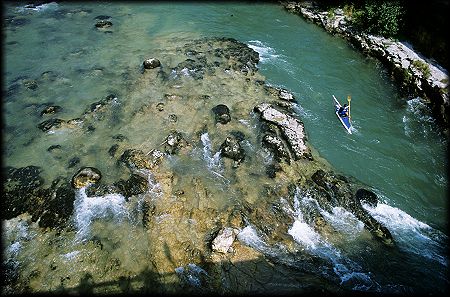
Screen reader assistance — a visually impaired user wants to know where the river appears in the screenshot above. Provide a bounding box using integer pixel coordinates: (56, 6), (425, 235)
(2, 2), (448, 295)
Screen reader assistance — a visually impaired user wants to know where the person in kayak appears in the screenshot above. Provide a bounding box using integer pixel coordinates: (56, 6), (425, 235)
(338, 104), (349, 117)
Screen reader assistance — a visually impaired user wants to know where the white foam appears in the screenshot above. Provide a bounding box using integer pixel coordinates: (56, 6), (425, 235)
(62, 250), (80, 262)
(175, 263), (208, 287)
(73, 187), (128, 241)
(237, 225), (273, 255)
(200, 132), (223, 171)
(18, 2), (58, 12)
(363, 201), (448, 266)
(320, 207), (365, 237)
(247, 40), (280, 63)
(288, 188), (374, 288)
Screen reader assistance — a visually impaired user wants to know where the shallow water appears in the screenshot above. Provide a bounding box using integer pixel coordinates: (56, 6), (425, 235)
(2, 2), (448, 295)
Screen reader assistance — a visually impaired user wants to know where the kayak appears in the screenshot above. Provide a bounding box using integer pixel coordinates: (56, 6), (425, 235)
(333, 95), (352, 134)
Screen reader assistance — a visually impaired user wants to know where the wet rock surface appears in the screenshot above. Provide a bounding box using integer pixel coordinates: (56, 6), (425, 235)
(211, 104), (231, 124)
(71, 167), (102, 189)
(3, 36), (401, 295)
(255, 103), (312, 160)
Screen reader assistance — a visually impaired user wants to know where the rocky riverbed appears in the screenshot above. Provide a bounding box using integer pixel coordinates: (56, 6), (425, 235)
(281, 1), (449, 135)
(2, 36), (399, 294)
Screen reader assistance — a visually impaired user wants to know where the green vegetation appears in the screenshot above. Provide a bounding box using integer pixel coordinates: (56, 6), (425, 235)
(314, 0), (449, 70)
(351, 0), (403, 37)
(412, 60), (431, 79)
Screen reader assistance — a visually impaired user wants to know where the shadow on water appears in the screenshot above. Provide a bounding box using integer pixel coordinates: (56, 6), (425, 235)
(4, 257), (345, 296)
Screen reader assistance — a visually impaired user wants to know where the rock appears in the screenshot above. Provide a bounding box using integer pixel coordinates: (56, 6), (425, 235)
(37, 118), (65, 132)
(168, 114), (178, 122)
(87, 94), (117, 114)
(262, 134), (290, 162)
(119, 148), (163, 170)
(211, 104), (231, 124)
(94, 15), (111, 20)
(68, 157), (80, 168)
(162, 131), (185, 155)
(114, 173), (149, 199)
(40, 105), (62, 116)
(212, 227), (239, 254)
(37, 178), (75, 229)
(108, 144), (119, 157)
(254, 103), (311, 160)
(309, 169), (394, 246)
(95, 20), (112, 28)
(71, 167), (102, 189)
(2, 166), (44, 219)
(47, 144), (62, 151)
(143, 58), (161, 69)
(24, 80), (38, 90)
(219, 135), (245, 167)
(355, 188), (378, 207)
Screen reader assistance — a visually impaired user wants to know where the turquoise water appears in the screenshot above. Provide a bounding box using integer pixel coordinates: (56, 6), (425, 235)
(3, 2), (448, 294)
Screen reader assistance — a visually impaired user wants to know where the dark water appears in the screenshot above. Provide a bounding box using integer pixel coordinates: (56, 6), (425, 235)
(2, 2), (448, 294)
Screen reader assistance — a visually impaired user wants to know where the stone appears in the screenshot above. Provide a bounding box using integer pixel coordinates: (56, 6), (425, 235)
(220, 135), (245, 167)
(143, 58), (161, 69)
(355, 188), (378, 207)
(114, 173), (149, 199)
(71, 166), (102, 189)
(212, 227), (238, 254)
(162, 131), (184, 155)
(40, 105), (62, 116)
(262, 134), (290, 162)
(37, 118), (65, 132)
(211, 104), (231, 124)
(68, 157), (80, 168)
(95, 20), (112, 28)
(254, 103), (311, 160)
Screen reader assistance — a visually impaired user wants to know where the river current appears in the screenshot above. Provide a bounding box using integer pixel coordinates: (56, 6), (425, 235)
(2, 2), (448, 295)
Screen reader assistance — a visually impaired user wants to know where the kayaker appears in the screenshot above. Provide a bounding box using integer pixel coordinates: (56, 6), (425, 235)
(338, 104), (349, 117)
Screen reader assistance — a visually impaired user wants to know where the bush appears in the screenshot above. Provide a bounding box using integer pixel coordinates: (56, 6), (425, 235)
(352, 0), (404, 37)
(412, 60), (431, 79)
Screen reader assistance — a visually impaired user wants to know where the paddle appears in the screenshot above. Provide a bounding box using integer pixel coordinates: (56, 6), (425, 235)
(347, 95), (351, 122)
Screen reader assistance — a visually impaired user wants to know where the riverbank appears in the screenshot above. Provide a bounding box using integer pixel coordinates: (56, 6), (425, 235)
(281, 1), (449, 136)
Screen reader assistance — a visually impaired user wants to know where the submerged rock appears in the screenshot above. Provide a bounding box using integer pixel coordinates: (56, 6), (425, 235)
(114, 173), (149, 199)
(40, 105), (62, 116)
(119, 148), (163, 170)
(71, 166), (102, 189)
(37, 118), (65, 132)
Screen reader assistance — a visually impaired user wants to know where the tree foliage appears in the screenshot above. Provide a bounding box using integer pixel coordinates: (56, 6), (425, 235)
(352, 0), (404, 37)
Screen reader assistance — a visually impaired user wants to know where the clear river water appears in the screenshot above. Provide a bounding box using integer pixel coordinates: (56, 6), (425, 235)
(2, 2), (448, 295)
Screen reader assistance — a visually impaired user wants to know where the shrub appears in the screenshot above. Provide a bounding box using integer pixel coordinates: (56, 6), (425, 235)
(412, 60), (431, 79)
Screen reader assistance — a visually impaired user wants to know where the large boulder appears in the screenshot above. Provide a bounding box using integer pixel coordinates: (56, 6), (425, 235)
(254, 103), (311, 160)
(212, 227), (239, 254)
(211, 104), (231, 124)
